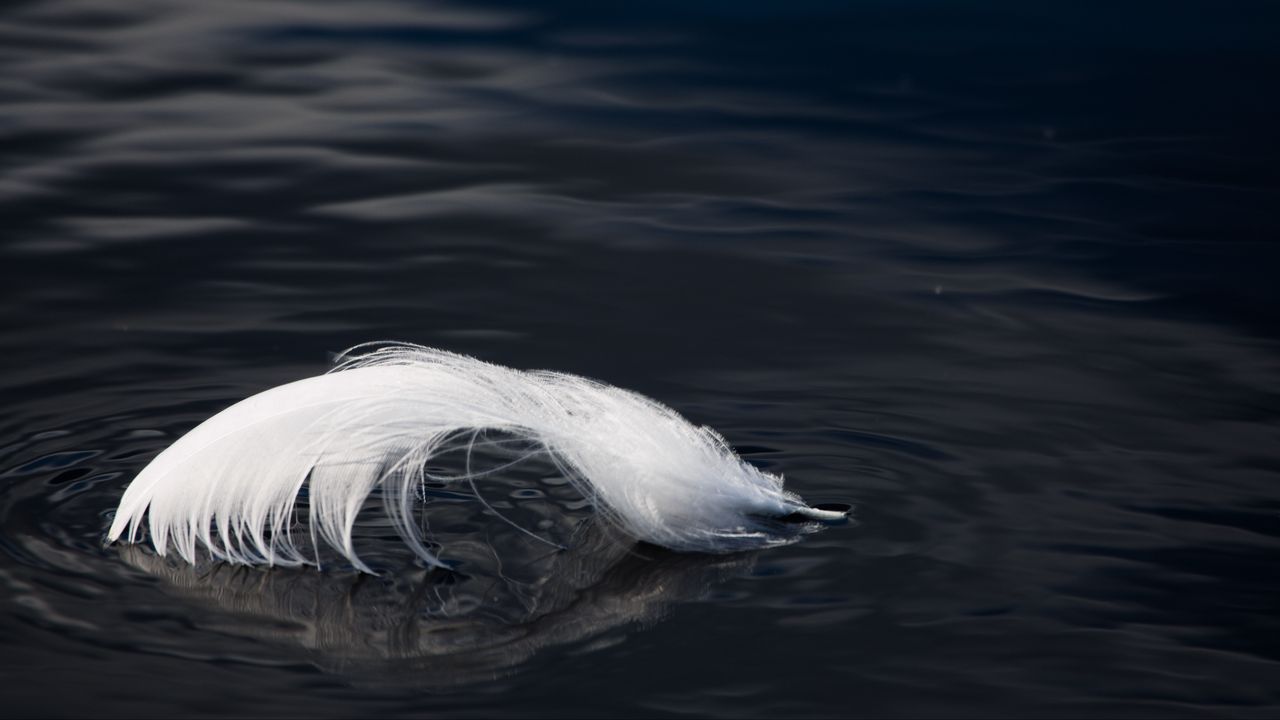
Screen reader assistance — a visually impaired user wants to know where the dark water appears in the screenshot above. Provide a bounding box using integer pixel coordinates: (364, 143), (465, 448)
(3, 1), (1280, 716)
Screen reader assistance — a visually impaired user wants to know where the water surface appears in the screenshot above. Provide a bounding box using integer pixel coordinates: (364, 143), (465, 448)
(2, 1), (1279, 717)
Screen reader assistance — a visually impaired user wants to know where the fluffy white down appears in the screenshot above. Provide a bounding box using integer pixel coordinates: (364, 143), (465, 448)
(108, 344), (832, 571)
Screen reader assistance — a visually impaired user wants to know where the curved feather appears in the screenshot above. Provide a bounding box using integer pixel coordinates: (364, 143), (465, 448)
(108, 344), (839, 571)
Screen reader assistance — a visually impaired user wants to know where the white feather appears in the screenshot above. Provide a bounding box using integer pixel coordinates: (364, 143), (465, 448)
(108, 343), (841, 571)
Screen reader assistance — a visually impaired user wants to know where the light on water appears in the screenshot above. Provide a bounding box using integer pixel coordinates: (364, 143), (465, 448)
(2, 1), (1279, 717)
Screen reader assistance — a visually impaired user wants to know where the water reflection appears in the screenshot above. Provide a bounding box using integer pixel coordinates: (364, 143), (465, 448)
(117, 524), (752, 688)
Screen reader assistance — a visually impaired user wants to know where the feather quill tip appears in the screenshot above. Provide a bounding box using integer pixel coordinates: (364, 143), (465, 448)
(777, 503), (852, 524)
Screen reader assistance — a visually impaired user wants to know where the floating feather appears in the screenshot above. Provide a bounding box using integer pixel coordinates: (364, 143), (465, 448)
(108, 343), (845, 572)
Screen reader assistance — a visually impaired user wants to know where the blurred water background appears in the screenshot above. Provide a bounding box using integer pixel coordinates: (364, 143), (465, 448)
(2, 1), (1279, 717)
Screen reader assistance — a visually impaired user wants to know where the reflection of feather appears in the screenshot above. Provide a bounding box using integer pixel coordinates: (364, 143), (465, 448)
(109, 343), (842, 571)
(116, 523), (754, 688)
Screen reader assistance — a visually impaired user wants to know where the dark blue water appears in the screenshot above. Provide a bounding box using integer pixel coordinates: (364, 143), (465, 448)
(3, 1), (1279, 716)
